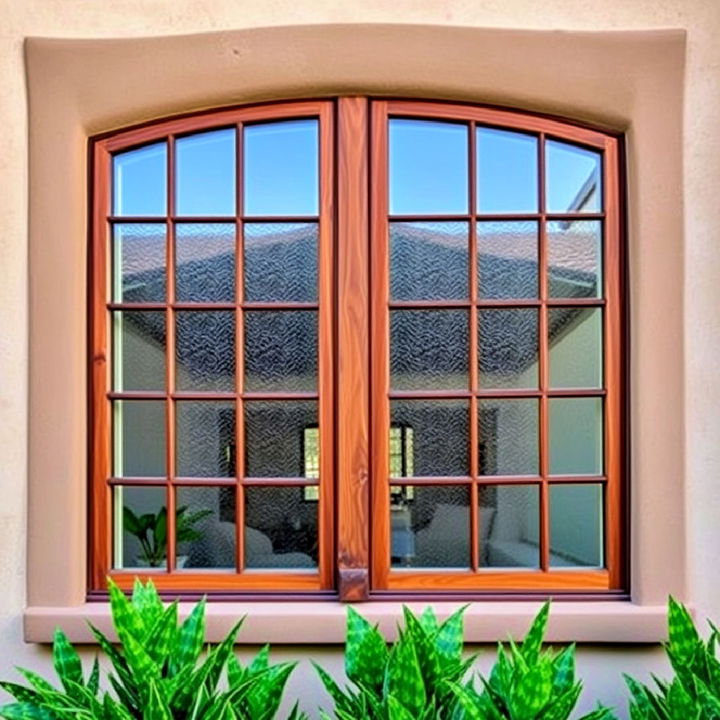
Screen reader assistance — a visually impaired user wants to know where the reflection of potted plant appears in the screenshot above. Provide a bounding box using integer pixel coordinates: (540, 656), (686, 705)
(123, 505), (212, 567)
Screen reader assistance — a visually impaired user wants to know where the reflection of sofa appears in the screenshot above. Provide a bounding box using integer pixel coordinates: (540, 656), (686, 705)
(413, 504), (496, 567)
(186, 520), (315, 569)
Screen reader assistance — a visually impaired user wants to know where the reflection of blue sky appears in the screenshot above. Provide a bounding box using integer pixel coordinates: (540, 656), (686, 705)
(244, 119), (318, 216)
(112, 117), (600, 220)
(177, 129), (236, 216)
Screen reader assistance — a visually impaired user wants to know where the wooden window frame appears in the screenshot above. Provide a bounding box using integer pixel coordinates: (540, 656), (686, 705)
(89, 97), (626, 600)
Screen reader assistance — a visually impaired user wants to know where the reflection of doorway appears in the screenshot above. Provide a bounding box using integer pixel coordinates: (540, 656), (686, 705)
(219, 408), (236, 522)
(479, 407), (498, 509)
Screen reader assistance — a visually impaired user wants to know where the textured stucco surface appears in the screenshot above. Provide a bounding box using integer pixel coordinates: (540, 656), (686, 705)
(1, 1), (720, 718)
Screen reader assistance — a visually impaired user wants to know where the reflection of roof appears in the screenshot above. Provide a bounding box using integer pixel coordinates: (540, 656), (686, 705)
(122, 224), (596, 378)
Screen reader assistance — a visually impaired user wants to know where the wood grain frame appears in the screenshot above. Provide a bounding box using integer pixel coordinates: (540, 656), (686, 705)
(90, 98), (625, 597)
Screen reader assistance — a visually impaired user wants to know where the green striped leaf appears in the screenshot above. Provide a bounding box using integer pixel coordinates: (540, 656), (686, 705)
(85, 659), (99, 697)
(522, 602), (550, 665)
(387, 695), (416, 720)
(0, 684), (40, 705)
(667, 597), (700, 663)
(435, 607), (466, 665)
(552, 644), (576, 695)
(170, 598), (207, 676)
(51, 630), (83, 696)
(0, 703), (57, 720)
(108, 579), (146, 645)
(144, 679), (172, 720)
(345, 607), (388, 693)
(384, 639), (426, 717)
(509, 658), (554, 720)
(144, 601), (178, 666)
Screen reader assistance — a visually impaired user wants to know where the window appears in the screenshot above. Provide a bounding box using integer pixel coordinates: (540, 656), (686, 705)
(90, 98), (625, 598)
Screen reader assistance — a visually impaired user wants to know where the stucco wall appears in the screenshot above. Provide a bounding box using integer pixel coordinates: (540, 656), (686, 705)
(2, 1), (719, 717)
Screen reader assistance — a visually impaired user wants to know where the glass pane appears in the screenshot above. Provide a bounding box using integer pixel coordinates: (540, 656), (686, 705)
(176, 128), (236, 216)
(244, 311), (317, 392)
(479, 309), (538, 390)
(479, 399), (539, 476)
(113, 311), (166, 392)
(113, 142), (167, 216)
(390, 400), (469, 476)
(478, 221), (538, 299)
(550, 484), (604, 567)
(389, 119), (468, 215)
(549, 398), (603, 475)
(176, 223), (235, 302)
(113, 486), (167, 569)
(548, 220), (602, 298)
(303, 427), (320, 479)
(176, 486), (236, 569)
(176, 312), (235, 393)
(245, 487), (318, 569)
(477, 128), (538, 213)
(390, 221), (468, 300)
(390, 485), (469, 568)
(113, 224), (166, 303)
(549, 307), (603, 388)
(390, 310), (469, 390)
(480, 484), (539, 568)
(176, 401), (235, 477)
(113, 401), (166, 477)
(546, 140), (602, 213)
(245, 401), (317, 477)
(244, 223), (317, 302)
(244, 119), (318, 216)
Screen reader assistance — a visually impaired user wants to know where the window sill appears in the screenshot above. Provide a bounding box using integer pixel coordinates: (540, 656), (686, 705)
(24, 600), (668, 644)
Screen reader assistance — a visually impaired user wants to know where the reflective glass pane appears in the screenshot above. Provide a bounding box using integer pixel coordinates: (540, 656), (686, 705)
(176, 129), (236, 216)
(244, 120), (318, 216)
(477, 128), (538, 213)
(390, 485), (469, 568)
(390, 400), (469, 476)
(389, 425), (415, 477)
(389, 119), (468, 215)
(479, 399), (539, 476)
(244, 223), (317, 302)
(113, 400), (166, 476)
(548, 220), (602, 298)
(113, 142), (167, 216)
(245, 487), (318, 569)
(176, 486), (236, 569)
(244, 311), (317, 392)
(390, 221), (468, 300)
(245, 401), (317, 477)
(113, 311), (166, 392)
(546, 140), (602, 213)
(113, 486), (167, 569)
(549, 398), (603, 475)
(478, 221), (538, 299)
(479, 484), (539, 568)
(176, 312), (235, 393)
(550, 484), (604, 567)
(549, 307), (603, 388)
(176, 401), (235, 477)
(390, 310), (469, 390)
(113, 224), (166, 303)
(479, 309), (538, 390)
(175, 223), (235, 302)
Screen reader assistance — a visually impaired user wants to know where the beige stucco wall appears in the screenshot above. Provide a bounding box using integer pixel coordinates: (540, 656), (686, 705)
(1, 1), (719, 717)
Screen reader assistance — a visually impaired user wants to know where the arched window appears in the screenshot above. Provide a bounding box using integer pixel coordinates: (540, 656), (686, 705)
(90, 98), (625, 599)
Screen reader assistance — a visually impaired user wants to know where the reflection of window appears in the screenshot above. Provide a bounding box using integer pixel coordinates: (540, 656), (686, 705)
(90, 99), (625, 598)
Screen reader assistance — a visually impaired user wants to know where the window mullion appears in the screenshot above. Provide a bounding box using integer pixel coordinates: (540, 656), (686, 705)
(336, 97), (371, 601)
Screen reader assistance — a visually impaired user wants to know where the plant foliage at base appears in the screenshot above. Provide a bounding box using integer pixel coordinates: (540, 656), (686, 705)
(624, 597), (720, 720)
(314, 604), (475, 719)
(0, 578), (306, 720)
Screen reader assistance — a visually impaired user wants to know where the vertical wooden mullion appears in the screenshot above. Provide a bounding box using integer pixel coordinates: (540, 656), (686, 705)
(235, 123), (245, 573)
(90, 141), (112, 589)
(317, 103), (336, 590)
(336, 97), (371, 600)
(538, 133), (550, 572)
(603, 137), (623, 587)
(166, 135), (177, 573)
(468, 122), (480, 572)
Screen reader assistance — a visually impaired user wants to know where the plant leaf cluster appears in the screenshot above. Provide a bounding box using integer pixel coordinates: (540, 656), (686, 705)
(314, 605), (475, 719)
(624, 597), (720, 720)
(447, 602), (615, 720)
(0, 579), (305, 720)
